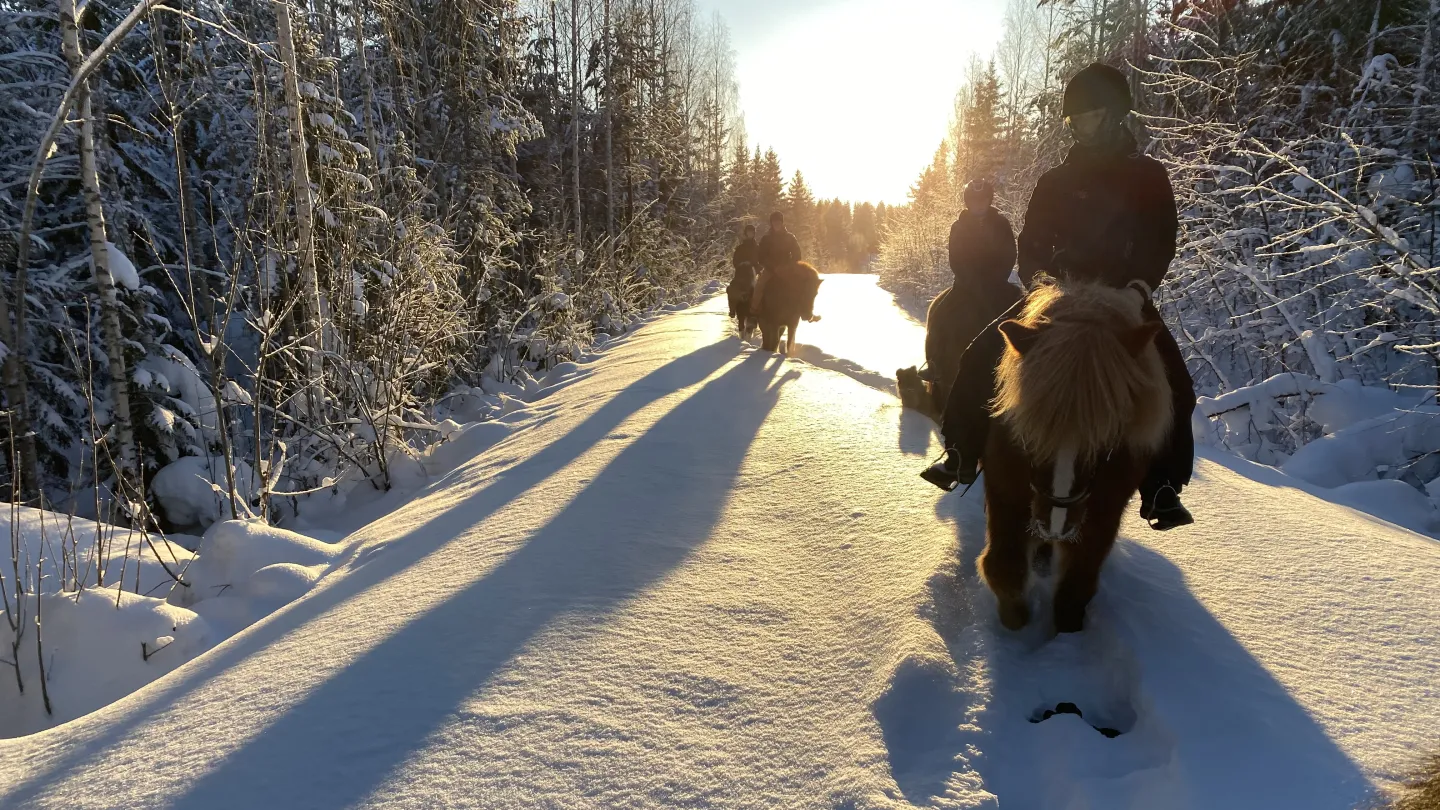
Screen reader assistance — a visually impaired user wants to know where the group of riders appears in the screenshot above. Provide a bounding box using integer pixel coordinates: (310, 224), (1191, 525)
(729, 63), (1196, 532)
(728, 211), (806, 323)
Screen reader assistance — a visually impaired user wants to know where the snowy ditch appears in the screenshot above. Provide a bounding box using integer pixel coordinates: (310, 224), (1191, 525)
(0, 283), (722, 739)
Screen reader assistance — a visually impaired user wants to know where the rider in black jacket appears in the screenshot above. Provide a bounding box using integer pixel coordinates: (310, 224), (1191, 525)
(925, 63), (1197, 531)
(749, 211), (803, 316)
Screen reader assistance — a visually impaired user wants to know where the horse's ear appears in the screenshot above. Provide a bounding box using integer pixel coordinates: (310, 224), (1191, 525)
(998, 319), (1042, 356)
(1122, 322), (1163, 357)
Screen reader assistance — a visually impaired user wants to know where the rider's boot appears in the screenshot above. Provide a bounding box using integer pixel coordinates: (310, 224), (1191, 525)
(921, 448), (979, 492)
(1140, 484), (1194, 531)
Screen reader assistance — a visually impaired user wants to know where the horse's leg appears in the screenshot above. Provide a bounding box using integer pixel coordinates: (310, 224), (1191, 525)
(786, 318), (799, 354)
(760, 321), (778, 352)
(978, 492), (1032, 631)
(1052, 522), (1120, 633)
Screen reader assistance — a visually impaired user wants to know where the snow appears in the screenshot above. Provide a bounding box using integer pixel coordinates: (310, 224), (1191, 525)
(0, 504), (197, 596)
(0, 589), (213, 738)
(1198, 374), (1440, 535)
(0, 276), (1437, 808)
(150, 456), (259, 531)
(168, 520), (340, 612)
(96, 242), (139, 291)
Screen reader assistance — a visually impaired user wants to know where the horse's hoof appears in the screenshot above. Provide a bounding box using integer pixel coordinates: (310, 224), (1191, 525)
(998, 599), (1031, 631)
(1054, 608), (1085, 634)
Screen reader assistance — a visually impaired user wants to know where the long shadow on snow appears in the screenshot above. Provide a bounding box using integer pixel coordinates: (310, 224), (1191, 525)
(164, 353), (795, 809)
(923, 488), (1375, 809)
(0, 341), (744, 805)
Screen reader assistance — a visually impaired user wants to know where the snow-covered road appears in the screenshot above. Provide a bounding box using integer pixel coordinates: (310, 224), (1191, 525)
(1, 276), (1437, 809)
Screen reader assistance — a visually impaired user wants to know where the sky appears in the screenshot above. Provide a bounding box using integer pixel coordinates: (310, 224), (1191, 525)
(697, 0), (1008, 206)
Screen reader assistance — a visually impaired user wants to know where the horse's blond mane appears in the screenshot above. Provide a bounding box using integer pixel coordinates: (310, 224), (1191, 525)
(992, 279), (1172, 463)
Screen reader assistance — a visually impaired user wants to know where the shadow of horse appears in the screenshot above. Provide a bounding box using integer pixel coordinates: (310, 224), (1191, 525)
(899, 491), (1381, 809)
(0, 343), (757, 807)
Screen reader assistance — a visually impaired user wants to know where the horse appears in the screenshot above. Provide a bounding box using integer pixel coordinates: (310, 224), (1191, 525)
(977, 276), (1173, 634)
(897, 281), (1020, 422)
(755, 261), (823, 354)
(727, 265), (757, 337)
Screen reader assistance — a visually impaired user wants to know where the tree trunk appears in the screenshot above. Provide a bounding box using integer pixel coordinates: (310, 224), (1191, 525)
(352, 0), (383, 173)
(604, 0), (615, 268)
(59, 0), (138, 496)
(571, 0), (583, 250)
(1409, 0), (1438, 150)
(274, 0), (325, 399)
(0, 231), (39, 503)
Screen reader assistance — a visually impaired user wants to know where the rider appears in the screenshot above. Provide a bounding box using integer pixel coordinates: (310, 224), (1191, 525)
(750, 211), (802, 316)
(923, 63), (1197, 532)
(729, 224), (760, 317)
(920, 178), (1019, 383)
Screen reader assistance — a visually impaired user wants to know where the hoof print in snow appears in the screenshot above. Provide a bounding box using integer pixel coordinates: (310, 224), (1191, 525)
(1029, 702), (1123, 738)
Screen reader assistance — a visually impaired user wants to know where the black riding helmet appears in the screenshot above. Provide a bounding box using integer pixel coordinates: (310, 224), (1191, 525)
(963, 178), (995, 209)
(1062, 63), (1132, 117)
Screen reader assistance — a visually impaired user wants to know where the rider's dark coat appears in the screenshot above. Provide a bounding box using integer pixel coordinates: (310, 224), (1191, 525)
(941, 131), (1197, 498)
(948, 206), (1018, 311)
(757, 229), (802, 272)
(1017, 133), (1178, 292)
(731, 237), (759, 285)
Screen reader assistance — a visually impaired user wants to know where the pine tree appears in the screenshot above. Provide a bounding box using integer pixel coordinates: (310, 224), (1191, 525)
(755, 148), (785, 220)
(783, 170), (816, 259)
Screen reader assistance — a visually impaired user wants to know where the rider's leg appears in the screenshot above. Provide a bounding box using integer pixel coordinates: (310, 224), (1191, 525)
(1139, 315), (1197, 529)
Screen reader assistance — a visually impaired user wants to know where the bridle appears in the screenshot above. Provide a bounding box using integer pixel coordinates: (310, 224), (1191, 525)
(1030, 445), (1114, 513)
(1031, 482), (1092, 509)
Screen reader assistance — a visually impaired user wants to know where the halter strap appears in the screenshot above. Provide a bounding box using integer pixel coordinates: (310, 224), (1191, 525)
(1031, 482), (1092, 509)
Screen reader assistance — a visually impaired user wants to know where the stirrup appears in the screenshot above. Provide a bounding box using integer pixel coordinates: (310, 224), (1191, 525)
(921, 461), (959, 492)
(1141, 485), (1194, 531)
(1145, 504), (1194, 531)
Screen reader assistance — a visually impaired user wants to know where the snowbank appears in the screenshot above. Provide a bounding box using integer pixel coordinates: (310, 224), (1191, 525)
(169, 520), (340, 611)
(1, 589), (212, 738)
(1198, 374), (1440, 536)
(0, 504), (195, 597)
(0, 513), (344, 738)
(151, 456), (259, 532)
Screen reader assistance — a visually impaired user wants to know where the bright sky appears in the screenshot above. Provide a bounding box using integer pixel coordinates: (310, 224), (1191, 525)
(699, 0), (1007, 206)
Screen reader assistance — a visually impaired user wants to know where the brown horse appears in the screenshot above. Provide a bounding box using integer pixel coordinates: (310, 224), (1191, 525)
(727, 267), (757, 337)
(898, 283), (1018, 422)
(756, 261), (823, 354)
(978, 277), (1172, 633)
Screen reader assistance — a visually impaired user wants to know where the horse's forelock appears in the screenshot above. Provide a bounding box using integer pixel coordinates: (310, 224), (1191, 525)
(994, 279), (1171, 462)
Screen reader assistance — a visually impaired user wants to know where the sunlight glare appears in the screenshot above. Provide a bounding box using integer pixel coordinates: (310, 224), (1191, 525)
(729, 0), (1005, 205)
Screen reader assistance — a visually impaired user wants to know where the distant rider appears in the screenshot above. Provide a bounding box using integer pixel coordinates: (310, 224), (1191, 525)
(729, 224), (760, 318)
(920, 178), (1019, 384)
(924, 63), (1198, 531)
(750, 211), (803, 317)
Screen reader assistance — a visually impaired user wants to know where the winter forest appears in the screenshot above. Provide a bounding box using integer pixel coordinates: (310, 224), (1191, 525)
(3, 0), (1440, 776)
(0, 0), (886, 524)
